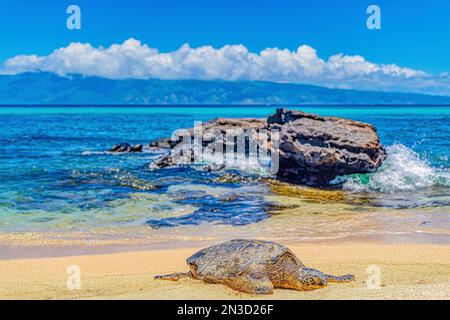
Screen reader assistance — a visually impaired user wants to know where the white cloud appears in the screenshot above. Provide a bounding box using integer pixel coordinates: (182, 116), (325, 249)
(2, 38), (450, 95)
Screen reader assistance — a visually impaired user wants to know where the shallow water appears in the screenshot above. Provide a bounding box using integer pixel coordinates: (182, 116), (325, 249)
(0, 106), (449, 244)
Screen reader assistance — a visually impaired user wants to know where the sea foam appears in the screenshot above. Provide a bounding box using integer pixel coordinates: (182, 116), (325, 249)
(335, 144), (450, 193)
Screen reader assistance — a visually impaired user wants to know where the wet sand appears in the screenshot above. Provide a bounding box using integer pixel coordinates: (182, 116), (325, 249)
(0, 242), (449, 300)
(1, 184), (449, 300)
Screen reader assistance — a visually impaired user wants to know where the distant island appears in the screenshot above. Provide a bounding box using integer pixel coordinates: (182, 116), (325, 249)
(2, 72), (450, 105)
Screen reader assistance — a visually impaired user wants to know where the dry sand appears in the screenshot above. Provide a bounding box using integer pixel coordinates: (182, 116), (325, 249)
(0, 242), (449, 300)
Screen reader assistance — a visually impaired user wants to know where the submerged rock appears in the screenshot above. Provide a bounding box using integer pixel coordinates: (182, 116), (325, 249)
(214, 173), (262, 184)
(149, 108), (386, 186)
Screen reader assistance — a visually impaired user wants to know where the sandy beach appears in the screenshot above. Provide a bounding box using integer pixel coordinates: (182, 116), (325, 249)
(0, 242), (449, 300)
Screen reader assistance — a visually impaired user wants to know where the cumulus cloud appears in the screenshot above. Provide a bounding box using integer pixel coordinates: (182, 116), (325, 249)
(2, 38), (450, 95)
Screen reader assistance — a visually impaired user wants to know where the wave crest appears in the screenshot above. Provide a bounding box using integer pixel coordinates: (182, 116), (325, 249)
(335, 144), (450, 193)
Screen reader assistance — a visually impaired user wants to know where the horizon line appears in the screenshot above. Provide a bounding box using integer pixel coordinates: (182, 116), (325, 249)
(1, 104), (450, 108)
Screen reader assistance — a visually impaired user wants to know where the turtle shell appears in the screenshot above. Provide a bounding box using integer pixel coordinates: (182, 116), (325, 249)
(187, 239), (301, 279)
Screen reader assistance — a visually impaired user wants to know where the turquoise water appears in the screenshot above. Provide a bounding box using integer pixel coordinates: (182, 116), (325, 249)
(0, 106), (449, 232)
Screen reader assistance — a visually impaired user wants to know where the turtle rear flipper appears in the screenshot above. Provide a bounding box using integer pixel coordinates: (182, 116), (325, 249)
(223, 265), (274, 295)
(326, 274), (355, 283)
(154, 272), (192, 281)
(224, 275), (274, 295)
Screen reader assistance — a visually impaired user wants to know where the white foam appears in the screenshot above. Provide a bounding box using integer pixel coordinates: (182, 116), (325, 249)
(200, 152), (276, 177)
(336, 144), (450, 193)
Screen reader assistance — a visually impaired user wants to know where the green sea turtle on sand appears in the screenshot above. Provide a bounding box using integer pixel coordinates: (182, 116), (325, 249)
(155, 239), (354, 294)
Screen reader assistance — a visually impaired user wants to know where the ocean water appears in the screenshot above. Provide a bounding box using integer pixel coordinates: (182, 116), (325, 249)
(0, 106), (449, 242)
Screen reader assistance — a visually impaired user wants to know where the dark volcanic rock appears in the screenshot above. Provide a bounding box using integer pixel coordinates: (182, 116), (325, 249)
(130, 144), (143, 152)
(268, 108), (322, 125)
(149, 108), (386, 186)
(270, 109), (386, 185)
(149, 138), (173, 149)
(110, 143), (131, 153)
(149, 154), (176, 169)
(110, 143), (143, 153)
(149, 118), (267, 169)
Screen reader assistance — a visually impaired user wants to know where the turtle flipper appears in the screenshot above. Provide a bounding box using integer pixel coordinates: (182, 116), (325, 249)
(154, 272), (192, 281)
(325, 274), (355, 283)
(223, 265), (274, 295)
(223, 275), (274, 295)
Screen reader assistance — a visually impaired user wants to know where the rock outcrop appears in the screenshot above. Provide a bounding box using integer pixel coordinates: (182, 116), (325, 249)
(269, 109), (386, 185)
(149, 108), (386, 186)
(149, 118), (268, 171)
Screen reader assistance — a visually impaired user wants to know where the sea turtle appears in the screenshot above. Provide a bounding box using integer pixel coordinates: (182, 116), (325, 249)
(155, 239), (354, 294)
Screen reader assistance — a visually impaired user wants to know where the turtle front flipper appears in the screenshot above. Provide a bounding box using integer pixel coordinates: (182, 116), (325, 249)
(325, 274), (355, 283)
(154, 272), (192, 281)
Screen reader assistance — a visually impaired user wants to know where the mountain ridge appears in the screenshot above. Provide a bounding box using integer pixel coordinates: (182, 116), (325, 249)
(1, 72), (450, 105)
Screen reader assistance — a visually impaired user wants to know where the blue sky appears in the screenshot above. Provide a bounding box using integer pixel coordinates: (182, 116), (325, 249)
(1, 0), (450, 95)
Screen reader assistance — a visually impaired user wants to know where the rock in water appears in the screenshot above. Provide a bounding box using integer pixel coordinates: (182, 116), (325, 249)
(269, 109), (386, 185)
(148, 118), (268, 170)
(148, 138), (173, 149)
(110, 143), (143, 153)
(149, 108), (386, 186)
(130, 144), (143, 152)
(110, 143), (131, 153)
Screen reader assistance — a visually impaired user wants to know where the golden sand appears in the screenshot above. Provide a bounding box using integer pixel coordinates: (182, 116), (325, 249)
(0, 242), (449, 300)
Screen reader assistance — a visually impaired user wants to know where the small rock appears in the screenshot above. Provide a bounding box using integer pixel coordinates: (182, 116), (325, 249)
(110, 143), (132, 153)
(130, 144), (143, 152)
(110, 143), (143, 153)
(149, 138), (172, 149)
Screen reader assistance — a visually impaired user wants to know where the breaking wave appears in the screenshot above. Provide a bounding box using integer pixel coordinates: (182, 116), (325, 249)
(336, 144), (450, 193)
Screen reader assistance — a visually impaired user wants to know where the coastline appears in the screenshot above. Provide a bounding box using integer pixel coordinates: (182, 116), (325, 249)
(0, 106), (449, 300)
(2, 0), (450, 304)
(1, 242), (449, 300)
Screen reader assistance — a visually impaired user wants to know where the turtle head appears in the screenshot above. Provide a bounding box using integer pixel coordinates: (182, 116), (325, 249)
(297, 267), (327, 290)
